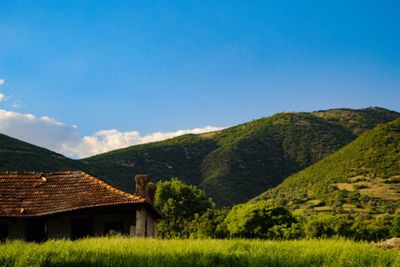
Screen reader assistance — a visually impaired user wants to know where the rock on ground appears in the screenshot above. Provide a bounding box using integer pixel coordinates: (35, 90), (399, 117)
(375, 237), (400, 249)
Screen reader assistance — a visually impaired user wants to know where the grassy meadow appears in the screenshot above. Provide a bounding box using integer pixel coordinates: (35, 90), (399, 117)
(0, 237), (399, 267)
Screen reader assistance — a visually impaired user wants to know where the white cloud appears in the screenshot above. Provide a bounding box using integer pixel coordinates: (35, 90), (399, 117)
(0, 109), (81, 156)
(0, 80), (13, 103)
(0, 108), (223, 159)
(0, 79), (6, 101)
(61, 126), (222, 158)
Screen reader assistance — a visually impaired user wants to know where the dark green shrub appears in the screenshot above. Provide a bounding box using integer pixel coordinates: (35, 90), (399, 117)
(390, 213), (400, 237)
(189, 208), (229, 239)
(304, 214), (353, 238)
(224, 201), (296, 239)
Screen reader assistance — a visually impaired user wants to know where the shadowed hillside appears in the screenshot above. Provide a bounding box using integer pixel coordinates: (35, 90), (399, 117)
(84, 107), (400, 206)
(0, 133), (81, 171)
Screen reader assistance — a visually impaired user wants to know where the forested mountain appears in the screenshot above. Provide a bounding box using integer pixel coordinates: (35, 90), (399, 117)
(255, 118), (400, 215)
(84, 107), (399, 206)
(0, 107), (398, 206)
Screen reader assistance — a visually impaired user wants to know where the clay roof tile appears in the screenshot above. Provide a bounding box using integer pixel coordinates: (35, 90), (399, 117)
(0, 171), (147, 217)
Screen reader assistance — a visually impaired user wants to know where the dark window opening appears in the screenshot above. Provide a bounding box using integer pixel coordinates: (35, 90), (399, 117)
(25, 219), (47, 242)
(0, 223), (8, 242)
(104, 222), (125, 235)
(71, 218), (93, 240)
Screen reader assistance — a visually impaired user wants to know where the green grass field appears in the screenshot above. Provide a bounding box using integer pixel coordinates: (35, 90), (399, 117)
(0, 237), (399, 267)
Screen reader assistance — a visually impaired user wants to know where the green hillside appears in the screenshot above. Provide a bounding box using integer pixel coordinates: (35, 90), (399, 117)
(255, 118), (400, 215)
(0, 133), (81, 171)
(85, 107), (400, 206)
(313, 107), (400, 135)
(81, 134), (219, 191)
(0, 107), (398, 206)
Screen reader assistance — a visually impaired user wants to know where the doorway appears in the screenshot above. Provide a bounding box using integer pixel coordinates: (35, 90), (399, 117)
(25, 219), (47, 242)
(71, 218), (93, 240)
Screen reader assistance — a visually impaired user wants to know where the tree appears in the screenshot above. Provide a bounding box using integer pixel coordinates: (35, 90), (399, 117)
(155, 178), (215, 238)
(189, 208), (229, 239)
(352, 214), (391, 241)
(304, 214), (353, 238)
(224, 201), (296, 239)
(391, 213), (400, 237)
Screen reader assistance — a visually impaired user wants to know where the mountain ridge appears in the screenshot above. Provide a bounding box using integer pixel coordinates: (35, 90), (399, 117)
(0, 106), (399, 206)
(84, 107), (400, 205)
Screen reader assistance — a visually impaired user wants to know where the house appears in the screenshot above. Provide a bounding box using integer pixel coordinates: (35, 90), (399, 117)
(0, 171), (160, 242)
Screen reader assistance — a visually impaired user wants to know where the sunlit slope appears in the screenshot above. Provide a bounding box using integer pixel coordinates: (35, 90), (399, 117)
(85, 107), (399, 206)
(255, 118), (400, 215)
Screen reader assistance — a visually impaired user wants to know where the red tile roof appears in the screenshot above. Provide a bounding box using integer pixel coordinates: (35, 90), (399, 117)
(0, 171), (147, 217)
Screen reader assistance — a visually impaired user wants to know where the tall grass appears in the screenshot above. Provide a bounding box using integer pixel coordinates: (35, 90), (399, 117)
(0, 237), (399, 267)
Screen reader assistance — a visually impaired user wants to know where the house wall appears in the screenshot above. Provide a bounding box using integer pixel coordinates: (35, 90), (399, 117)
(0, 205), (157, 241)
(47, 212), (136, 238)
(93, 213), (135, 236)
(47, 215), (70, 238)
(146, 213), (157, 237)
(135, 207), (157, 238)
(0, 218), (25, 240)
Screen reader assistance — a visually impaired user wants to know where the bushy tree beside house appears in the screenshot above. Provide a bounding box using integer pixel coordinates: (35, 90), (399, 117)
(155, 178), (215, 238)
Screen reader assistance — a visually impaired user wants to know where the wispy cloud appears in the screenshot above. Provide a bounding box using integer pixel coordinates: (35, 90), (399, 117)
(0, 94), (12, 102)
(0, 79), (13, 103)
(0, 108), (223, 158)
(11, 99), (22, 108)
(0, 79), (6, 102)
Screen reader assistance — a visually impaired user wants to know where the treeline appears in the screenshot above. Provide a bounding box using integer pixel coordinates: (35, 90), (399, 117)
(155, 179), (400, 241)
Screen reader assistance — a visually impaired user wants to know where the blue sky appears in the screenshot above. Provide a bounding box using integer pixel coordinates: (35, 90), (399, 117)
(0, 1), (399, 157)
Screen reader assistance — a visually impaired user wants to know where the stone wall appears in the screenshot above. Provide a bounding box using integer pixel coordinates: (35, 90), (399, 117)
(135, 207), (157, 238)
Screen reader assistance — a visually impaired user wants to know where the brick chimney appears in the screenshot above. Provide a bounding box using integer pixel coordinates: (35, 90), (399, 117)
(147, 182), (156, 205)
(135, 174), (148, 199)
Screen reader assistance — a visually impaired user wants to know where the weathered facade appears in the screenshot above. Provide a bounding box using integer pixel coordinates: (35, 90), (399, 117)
(0, 171), (160, 242)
